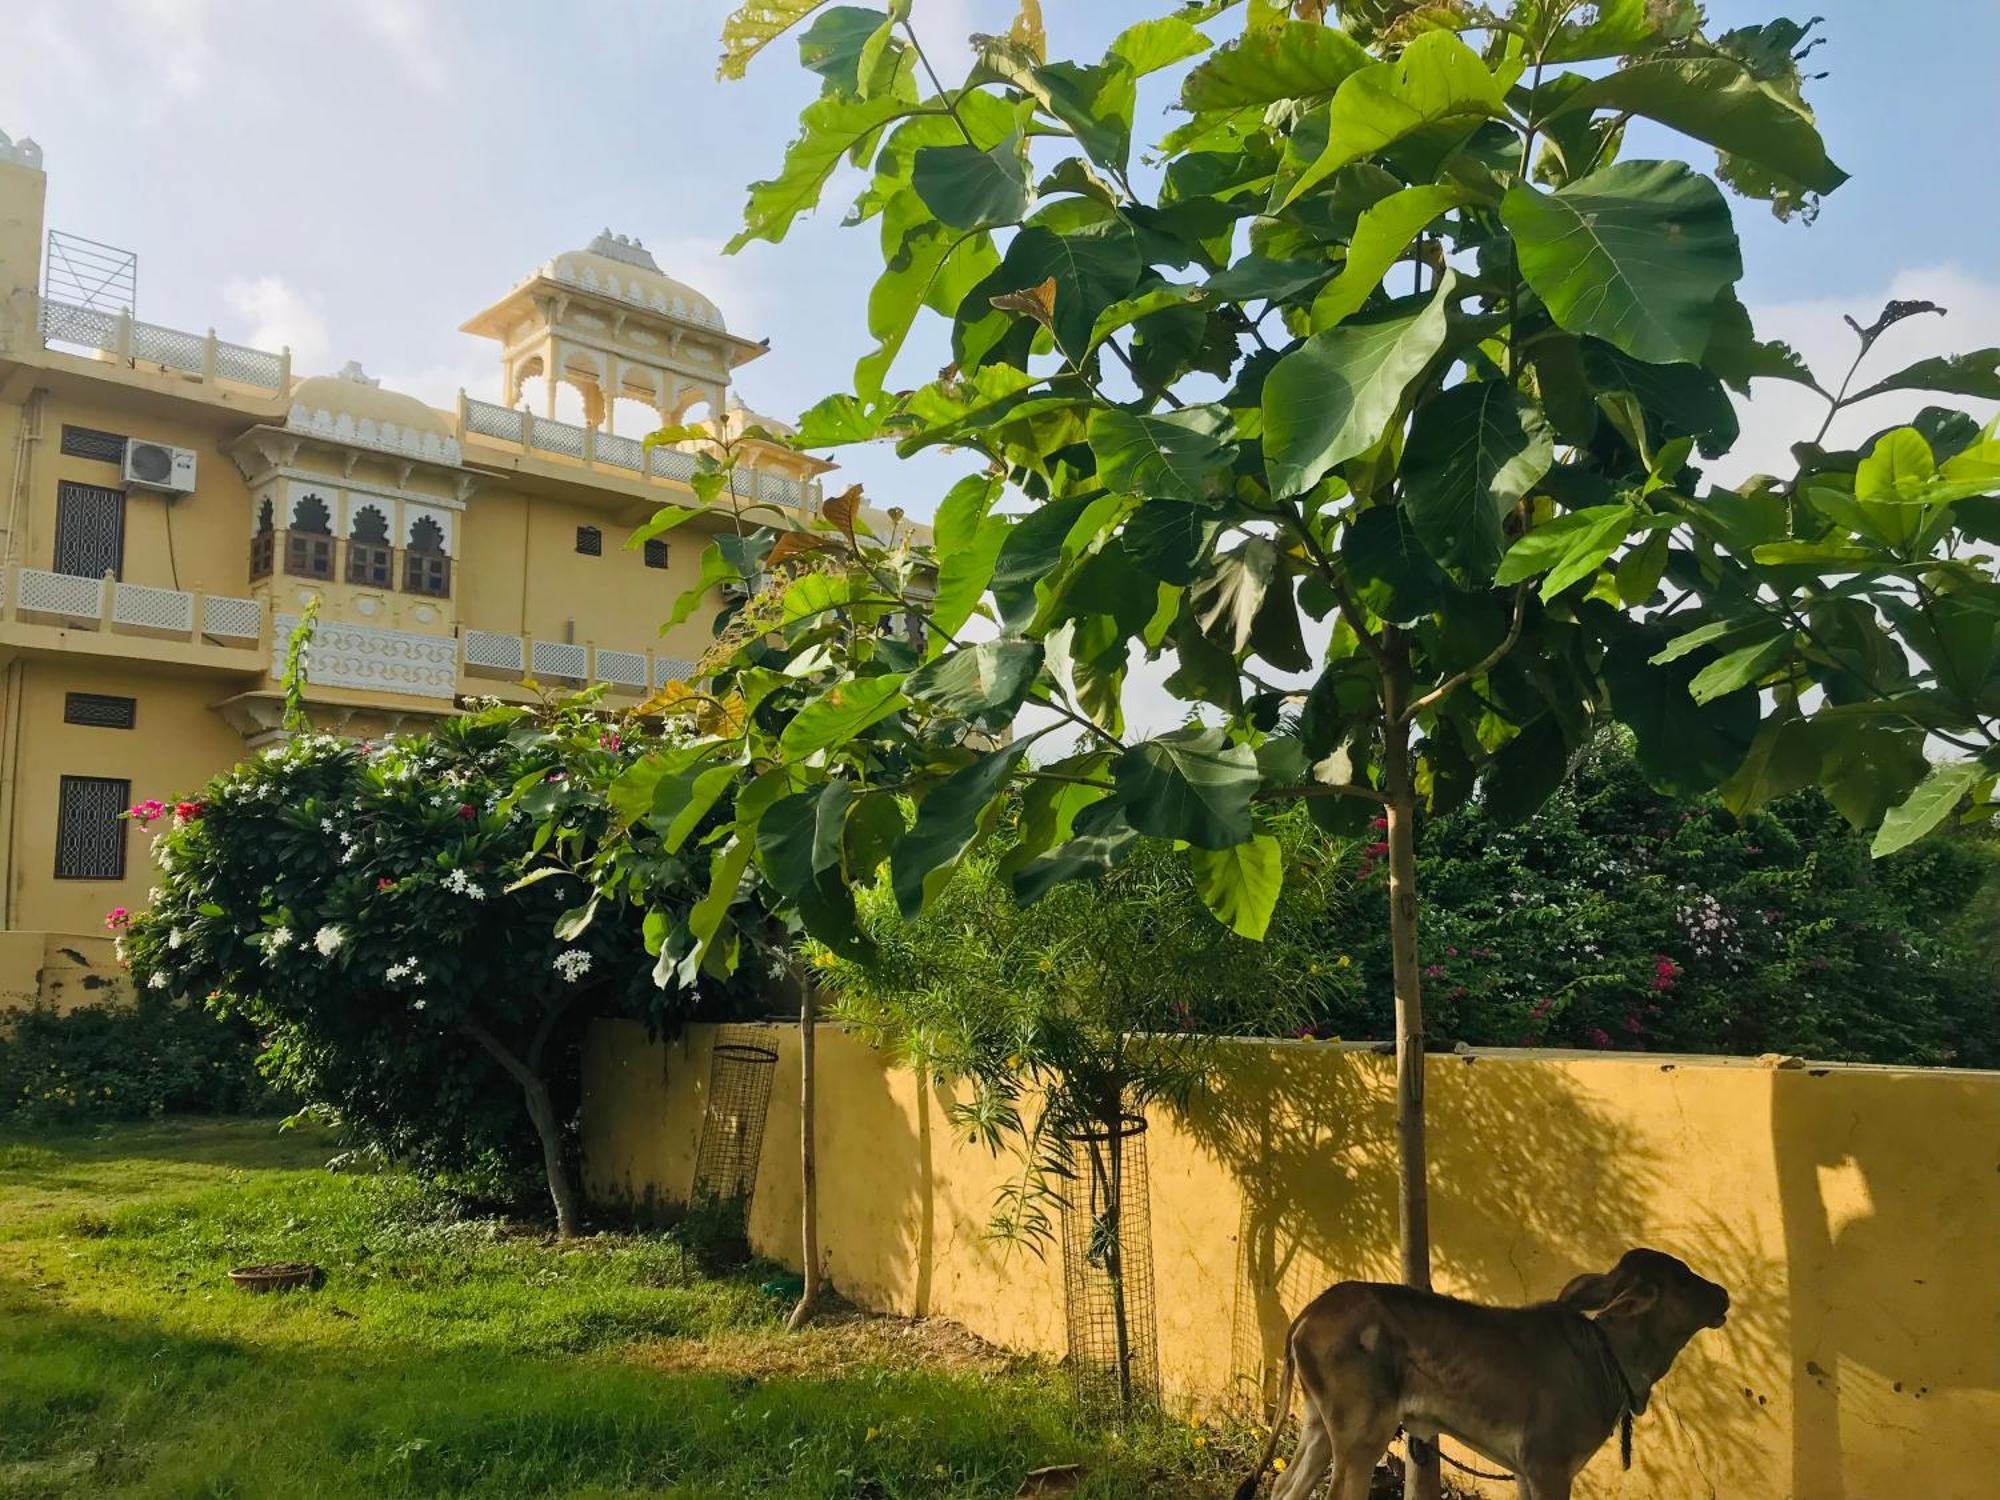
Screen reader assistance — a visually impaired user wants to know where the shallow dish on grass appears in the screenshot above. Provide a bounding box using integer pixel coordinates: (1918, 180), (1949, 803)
(227, 1262), (322, 1292)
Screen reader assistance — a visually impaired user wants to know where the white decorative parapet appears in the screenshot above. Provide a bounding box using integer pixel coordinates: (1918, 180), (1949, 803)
(39, 297), (288, 393)
(8, 567), (262, 649)
(458, 396), (807, 502)
(458, 628), (691, 696)
(273, 612), (458, 701)
(286, 404), (462, 465)
(0, 129), (42, 169)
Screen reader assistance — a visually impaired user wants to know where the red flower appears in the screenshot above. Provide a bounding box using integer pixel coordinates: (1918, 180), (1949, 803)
(599, 730), (622, 753)
(1370, 816), (1388, 831)
(174, 799), (206, 821)
(1423, 962), (1443, 979)
(377, 878), (396, 892)
(456, 803), (477, 820)
(1588, 1027), (1613, 1049)
(1366, 840), (1390, 857)
(1530, 998), (1553, 1019)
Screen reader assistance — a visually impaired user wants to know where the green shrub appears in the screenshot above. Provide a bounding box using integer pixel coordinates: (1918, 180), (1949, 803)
(1312, 735), (2000, 1066)
(0, 991), (282, 1124)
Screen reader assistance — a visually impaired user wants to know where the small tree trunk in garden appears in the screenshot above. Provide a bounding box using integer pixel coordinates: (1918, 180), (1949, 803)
(1381, 636), (1440, 1500)
(788, 978), (823, 1331)
(462, 1013), (578, 1240)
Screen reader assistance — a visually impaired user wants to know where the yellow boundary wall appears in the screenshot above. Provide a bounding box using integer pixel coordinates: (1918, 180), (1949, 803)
(580, 1020), (2000, 1499)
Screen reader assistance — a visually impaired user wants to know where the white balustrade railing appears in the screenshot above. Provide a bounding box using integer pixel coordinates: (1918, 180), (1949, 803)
(39, 297), (289, 393)
(457, 628), (694, 696)
(7, 567), (263, 649)
(457, 395), (817, 506)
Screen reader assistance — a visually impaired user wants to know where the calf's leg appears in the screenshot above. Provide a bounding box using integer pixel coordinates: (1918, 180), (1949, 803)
(1270, 1403), (1331, 1500)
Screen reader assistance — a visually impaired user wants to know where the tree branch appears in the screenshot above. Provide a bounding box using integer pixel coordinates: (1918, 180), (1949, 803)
(1256, 781), (1390, 807)
(1399, 586), (1529, 724)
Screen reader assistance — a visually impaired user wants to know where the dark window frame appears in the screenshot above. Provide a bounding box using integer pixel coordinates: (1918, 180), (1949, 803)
(575, 525), (602, 556)
(643, 538), (670, 570)
(285, 531), (334, 581)
(63, 692), (138, 730)
(346, 539), (395, 588)
(55, 774), (131, 881)
(404, 550), (451, 598)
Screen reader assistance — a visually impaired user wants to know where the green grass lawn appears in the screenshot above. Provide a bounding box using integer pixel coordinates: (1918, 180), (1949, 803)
(0, 1118), (1244, 1499)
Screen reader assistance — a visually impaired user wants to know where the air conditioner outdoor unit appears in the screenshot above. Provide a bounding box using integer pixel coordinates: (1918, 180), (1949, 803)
(124, 441), (197, 494)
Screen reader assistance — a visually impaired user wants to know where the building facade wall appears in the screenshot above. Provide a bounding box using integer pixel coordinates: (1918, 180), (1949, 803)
(581, 1021), (2000, 1500)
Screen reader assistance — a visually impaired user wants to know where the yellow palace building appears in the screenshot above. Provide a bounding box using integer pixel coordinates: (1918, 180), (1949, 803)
(0, 128), (832, 1008)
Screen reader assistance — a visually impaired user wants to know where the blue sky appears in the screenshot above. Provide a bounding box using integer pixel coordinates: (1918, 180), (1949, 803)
(6, 0), (1997, 514)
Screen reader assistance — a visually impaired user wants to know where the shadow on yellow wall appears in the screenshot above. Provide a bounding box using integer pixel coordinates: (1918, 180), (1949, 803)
(581, 1022), (2000, 1500)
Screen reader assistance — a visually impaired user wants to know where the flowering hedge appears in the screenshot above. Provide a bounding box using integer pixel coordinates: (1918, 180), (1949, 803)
(124, 701), (761, 1231)
(1310, 735), (1999, 1066)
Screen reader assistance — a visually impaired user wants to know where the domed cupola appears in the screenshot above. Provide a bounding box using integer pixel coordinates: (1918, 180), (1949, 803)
(461, 231), (769, 434)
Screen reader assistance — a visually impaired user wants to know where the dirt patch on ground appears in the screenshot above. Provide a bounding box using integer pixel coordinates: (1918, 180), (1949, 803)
(624, 1304), (1031, 1383)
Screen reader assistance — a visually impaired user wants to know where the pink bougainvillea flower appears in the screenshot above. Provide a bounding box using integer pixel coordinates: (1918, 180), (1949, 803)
(1423, 962), (1443, 979)
(376, 878), (396, 892)
(455, 803), (478, 820)
(1366, 840), (1389, 857)
(104, 907), (131, 930)
(1588, 1027), (1613, 1049)
(599, 730), (622, 752)
(128, 799), (167, 824)
(1370, 816), (1389, 831)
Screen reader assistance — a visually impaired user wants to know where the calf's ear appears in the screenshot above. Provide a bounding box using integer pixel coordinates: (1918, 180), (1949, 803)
(1559, 1265), (1657, 1318)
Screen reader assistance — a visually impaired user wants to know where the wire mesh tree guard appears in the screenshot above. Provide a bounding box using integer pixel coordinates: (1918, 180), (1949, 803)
(691, 1032), (778, 1206)
(1057, 1112), (1160, 1420)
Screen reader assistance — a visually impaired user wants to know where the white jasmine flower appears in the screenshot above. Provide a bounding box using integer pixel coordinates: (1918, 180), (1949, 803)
(553, 949), (592, 982)
(148, 971), (169, 990)
(441, 868), (485, 900)
(267, 925), (294, 952)
(412, 998), (427, 1010)
(320, 818), (334, 833)
(314, 925), (346, 956)
(168, 928), (184, 950)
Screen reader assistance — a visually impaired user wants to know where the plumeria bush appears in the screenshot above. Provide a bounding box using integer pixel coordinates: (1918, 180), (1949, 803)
(124, 700), (761, 1234)
(1312, 733), (1999, 1065)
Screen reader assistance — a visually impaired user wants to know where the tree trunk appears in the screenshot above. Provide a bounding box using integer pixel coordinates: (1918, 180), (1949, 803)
(1381, 640), (1440, 1500)
(787, 980), (823, 1331)
(462, 1013), (579, 1240)
(520, 1071), (580, 1239)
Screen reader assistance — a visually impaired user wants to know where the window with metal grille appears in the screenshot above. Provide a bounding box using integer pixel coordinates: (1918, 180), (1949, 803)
(643, 538), (669, 569)
(55, 775), (129, 880)
(63, 692), (137, 730)
(61, 425), (127, 464)
(249, 530), (275, 579)
(404, 550), (450, 597)
(53, 481), (125, 580)
(575, 526), (602, 556)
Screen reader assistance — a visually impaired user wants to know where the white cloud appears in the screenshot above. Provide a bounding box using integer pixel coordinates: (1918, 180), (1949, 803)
(352, 0), (451, 94)
(1721, 264), (2000, 488)
(117, 0), (220, 96)
(221, 275), (330, 372)
(374, 346), (502, 413)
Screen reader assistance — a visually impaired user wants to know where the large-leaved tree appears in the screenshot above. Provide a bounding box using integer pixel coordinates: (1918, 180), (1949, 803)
(597, 6), (2000, 1486)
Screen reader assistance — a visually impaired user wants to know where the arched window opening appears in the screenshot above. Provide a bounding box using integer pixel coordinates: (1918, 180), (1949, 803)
(285, 492), (334, 580)
(346, 503), (393, 588)
(403, 514), (450, 599)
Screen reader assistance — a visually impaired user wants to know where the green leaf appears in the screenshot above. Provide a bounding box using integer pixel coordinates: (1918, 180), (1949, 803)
(1113, 726), (1258, 850)
(912, 137), (1033, 230)
(1494, 504), (1634, 600)
(797, 6), (887, 94)
(1010, 801), (1138, 903)
(1855, 428), (1938, 501)
(652, 761), (740, 854)
(1403, 382), (1555, 579)
(683, 836), (753, 979)
(1341, 506), (1447, 625)
(755, 783), (870, 956)
(627, 505), (705, 549)
(990, 494), (1095, 628)
(1600, 617), (1758, 796)
(1689, 635), (1790, 705)
(721, 0), (841, 79)
(891, 737), (1039, 917)
(1179, 20), (1371, 110)
(1124, 500), (1219, 586)
(1549, 56), (1847, 197)
(1536, 0), (1698, 63)
(1872, 759), (1985, 857)
(1309, 184), (1466, 330)
(668, 541), (740, 627)
(1503, 160), (1743, 365)
(1105, 14), (1209, 77)
(1263, 274), (1454, 498)
(1283, 31), (1506, 207)
(729, 89), (914, 250)
(985, 221), (1143, 360)
(857, 170), (1002, 395)
(1088, 405), (1235, 502)
(1190, 537), (1280, 655)
(778, 673), (908, 757)
(1480, 715), (1573, 827)
(1852, 350), (2000, 406)
(1188, 834), (1283, 940)
(905, 640), (1044, 719)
